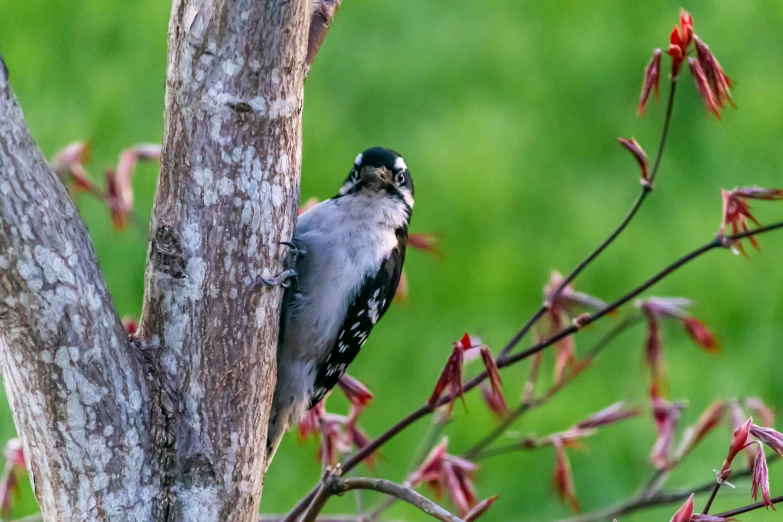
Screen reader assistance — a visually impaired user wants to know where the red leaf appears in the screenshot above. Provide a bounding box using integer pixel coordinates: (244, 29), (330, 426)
(751, 442), (774, 510)
(618, 137), (649, 181)
(552, 437), (579, 512)
(720, 416), (753, 480)
(694, 36), (734, 109)
(651, 397), (684, 469)
(427, 344), (465, 414)
(409, 438), (479, 517)
(479, 347), (505, 411)
(393, 271), (409, 304)
(745, 398), (775, 429)
(576, 402), (640, 430)
(299, 197), (319, 215)
(638, 49), (662, 115)
(0, 439), (26, 519)
(297, 402), (326, 444)
(689, 58), (721, 119)
(337, 374), (374, 407)
(750, 424), (783, 457)
(682, 317), (719, 352)
(679, 9), (694, 50)
(681, 401), (725, 455)
(721, 186), (783, 254)
(408, 233), (441, 258)
(641, 307), (666, 394)
(464, 496), (499, 522)
(669, 493), (694, 522)
(106, 144), (161, 230)
(122, 316), (139, 336)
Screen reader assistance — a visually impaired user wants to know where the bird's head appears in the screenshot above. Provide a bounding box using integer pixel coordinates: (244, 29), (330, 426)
(338, 147), (414, 211)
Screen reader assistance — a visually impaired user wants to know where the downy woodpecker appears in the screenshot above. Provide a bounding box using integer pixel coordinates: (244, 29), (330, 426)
(264, 146), (413, 469)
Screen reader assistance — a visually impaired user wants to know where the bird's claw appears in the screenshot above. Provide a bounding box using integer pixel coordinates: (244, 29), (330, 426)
(280, 241), (306, 259)
(261, 241), (304, 294)
(261, 268), (298, 289)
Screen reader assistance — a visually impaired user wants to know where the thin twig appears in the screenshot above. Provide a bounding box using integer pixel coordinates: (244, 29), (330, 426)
(288, 80), (682, 521)
(499, 81), (677, 360)
(301, 474), (464, 522)
(557, 485), (713, 522)
(463, 316), (643, 461)
(462, 403), (531, 461)
(701, 482), (722, 514)
(284, 221), (783, 522)
(473, 442), (536, 461)
(366, 418), (448, 521)
(260, 515), (363, 522)
(715, 495), (783, 517)
(636, 467), (666, 500)
(560, 463), (762, 522)
(649, 80), (678, 184)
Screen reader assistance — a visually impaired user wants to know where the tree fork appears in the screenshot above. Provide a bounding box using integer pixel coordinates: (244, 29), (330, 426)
(0, 0), (334, 519)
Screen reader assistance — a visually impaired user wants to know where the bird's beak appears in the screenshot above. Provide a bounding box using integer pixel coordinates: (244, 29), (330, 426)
(360, 166), (392, 186)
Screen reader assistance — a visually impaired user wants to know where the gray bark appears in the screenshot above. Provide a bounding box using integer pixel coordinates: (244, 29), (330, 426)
(0, 0), (313, 520)
(0, 64), (158, 520)
(137, 0), (311, 519)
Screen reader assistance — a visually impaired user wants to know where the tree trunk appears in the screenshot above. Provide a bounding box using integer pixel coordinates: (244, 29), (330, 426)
(0, 63), (158, 520)
(0, 0), (312, 519)
(138, 0), (310, 519)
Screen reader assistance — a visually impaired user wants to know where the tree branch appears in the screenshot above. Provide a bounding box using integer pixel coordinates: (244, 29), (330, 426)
(714, 495), (783, 518)
(499, 80), (678, 360)
(0, 57), (156, 519)
(701, 482), (722, 514)
(306, 0), (343, 72)
(302, 475), (463, 522)
(464, 316), (643, 461)
(285, 221), (783, 521)
(258, 515), (367, 522)
(136, 0), (312, 519)
(560, 462), (765, 522)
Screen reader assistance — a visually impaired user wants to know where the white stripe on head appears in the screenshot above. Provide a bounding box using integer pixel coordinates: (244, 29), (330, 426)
(401, 189), (414, 208)
(354, 153), (363, 166)
(394, 156), (407, 171)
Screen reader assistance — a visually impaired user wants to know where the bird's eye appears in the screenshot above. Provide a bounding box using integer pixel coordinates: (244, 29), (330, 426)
(351, 168), (360, 182)
(394, 171), (405, 186)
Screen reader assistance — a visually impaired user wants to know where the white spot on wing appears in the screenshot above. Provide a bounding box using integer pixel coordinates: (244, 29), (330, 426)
(368, 296), (380, 324)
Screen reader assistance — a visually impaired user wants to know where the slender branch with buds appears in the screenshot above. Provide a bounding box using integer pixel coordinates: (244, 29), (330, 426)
(302, 474), (463, 522)
(4, 6), (783, 522)
(287, 218), (783, 521)
(284, 11), (783, 522)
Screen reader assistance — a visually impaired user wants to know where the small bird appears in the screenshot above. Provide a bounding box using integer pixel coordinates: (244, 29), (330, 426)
(264, 146), (413, 470)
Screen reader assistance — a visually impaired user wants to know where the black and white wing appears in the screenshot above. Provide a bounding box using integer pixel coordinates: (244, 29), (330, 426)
(310, 243), (405, 407)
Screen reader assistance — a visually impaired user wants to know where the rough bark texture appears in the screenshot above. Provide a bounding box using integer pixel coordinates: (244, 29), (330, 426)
(136, 0), (311, 520)
(0, 0), (313, 520)
(0, 63), (158, 520)
(0, 0), (319, 518)
(306, 0), (343, 71)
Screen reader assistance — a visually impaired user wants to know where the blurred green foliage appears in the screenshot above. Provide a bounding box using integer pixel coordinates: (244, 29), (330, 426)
(2, 1), (783, 520)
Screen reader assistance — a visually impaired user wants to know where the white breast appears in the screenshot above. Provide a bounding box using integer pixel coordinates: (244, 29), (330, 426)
(281, 192), (404, 362)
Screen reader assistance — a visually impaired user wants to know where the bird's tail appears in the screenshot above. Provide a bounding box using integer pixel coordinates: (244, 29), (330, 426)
(264, 411), (288, 473)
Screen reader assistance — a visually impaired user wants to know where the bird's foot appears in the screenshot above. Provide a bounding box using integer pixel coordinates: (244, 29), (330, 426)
(261, 241), (305, 294)
(279, 240), (306, 261)
(261, 268), (298, 289)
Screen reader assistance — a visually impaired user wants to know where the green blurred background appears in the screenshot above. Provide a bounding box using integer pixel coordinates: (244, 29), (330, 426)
(2, 1), (783, 520)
